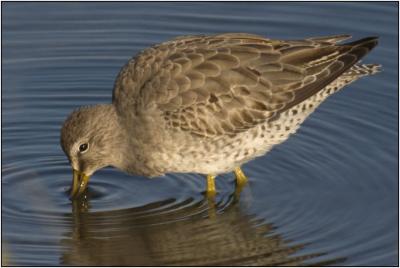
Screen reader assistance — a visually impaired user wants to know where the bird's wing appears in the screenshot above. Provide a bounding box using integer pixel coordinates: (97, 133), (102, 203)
(113, 34), (378, 138)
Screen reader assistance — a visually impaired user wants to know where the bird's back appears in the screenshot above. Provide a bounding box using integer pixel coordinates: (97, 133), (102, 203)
(111, 33), (379, 175)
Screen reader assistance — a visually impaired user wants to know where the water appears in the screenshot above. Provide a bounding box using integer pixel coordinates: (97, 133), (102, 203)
(2, 2), (398, 266)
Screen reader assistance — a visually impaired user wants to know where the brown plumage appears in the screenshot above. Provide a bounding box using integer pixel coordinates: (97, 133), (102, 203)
(61, 33), (380, 198)
(113, 33), (378, 137)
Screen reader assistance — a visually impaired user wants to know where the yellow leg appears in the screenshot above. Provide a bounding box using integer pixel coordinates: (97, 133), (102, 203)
(234, 167), (248, 198)
(205, 174), (217, 218)
(206, 174), (216, 199)
(234, 167), (248, 186)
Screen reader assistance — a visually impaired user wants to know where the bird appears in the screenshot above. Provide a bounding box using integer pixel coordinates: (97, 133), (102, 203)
(60, 33), (380, 199)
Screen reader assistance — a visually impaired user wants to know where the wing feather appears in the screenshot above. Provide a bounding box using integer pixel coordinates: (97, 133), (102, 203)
(112, 34), (378, 138)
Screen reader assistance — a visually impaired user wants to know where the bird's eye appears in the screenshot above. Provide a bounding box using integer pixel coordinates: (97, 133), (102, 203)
(79, 143), (89, 153)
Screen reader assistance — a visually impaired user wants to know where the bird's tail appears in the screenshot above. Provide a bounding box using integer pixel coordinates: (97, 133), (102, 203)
(343, 63), (382, 77)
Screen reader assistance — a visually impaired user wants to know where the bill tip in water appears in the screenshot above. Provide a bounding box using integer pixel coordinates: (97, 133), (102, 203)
(69, 169), (90, 199)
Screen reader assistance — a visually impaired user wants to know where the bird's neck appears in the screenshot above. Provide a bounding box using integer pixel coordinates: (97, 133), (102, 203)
(98, 104), (129, 171)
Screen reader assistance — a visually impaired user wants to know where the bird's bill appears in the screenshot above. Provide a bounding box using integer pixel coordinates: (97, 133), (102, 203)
(70, 169), (90, 199)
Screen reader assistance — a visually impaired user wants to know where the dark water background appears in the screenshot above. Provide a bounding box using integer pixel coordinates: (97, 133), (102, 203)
(2, 2), (398, 266)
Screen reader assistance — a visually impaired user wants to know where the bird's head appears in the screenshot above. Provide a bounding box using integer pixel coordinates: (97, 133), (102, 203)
(60, 104), (123, 199)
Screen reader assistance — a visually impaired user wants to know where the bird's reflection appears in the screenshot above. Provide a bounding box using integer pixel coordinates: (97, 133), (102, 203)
(60, 194), (345, 266)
